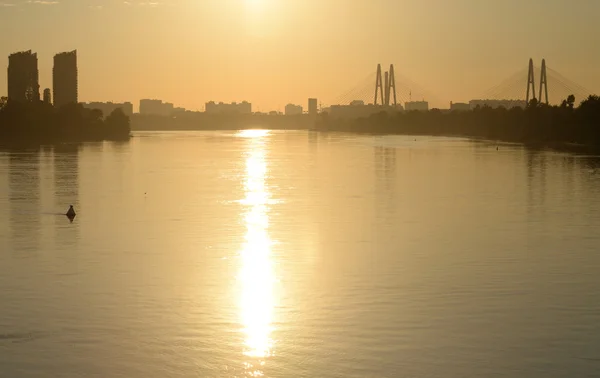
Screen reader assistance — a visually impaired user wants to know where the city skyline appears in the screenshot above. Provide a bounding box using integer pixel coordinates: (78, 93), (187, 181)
(1, 49), (590, 114)
(1, 0), (599, 110)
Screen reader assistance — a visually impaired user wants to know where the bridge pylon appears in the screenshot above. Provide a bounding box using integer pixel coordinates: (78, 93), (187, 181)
(374, 64), (384, 105)
(388, 64), (397, 106)
(539, 59), (549, 105)
(374, 64), (397, 106)
(526, 58), (536, 104)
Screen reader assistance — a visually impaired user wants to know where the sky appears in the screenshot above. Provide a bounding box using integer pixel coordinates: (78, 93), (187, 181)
(0, 0), (599, 111)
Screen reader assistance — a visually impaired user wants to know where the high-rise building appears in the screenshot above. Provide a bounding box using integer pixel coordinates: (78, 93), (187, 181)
(43, 88), (51, 104)
(163, 102), (174, 115)
(285, 104), (303, 115)
(308, 98), (318, 115)
(140, 99), (163, 115)
(139, 99), (176, 116)
(7, 50), (40, 102)
(205, 101), (252, 114)
(53, 50), (78, 108)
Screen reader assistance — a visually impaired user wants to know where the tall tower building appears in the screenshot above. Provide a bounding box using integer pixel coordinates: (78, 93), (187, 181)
(53, 50), (78, 108)
(7, 50), (40, 103)
(43, 88), (51, 104)
(308, 98), (318, 115)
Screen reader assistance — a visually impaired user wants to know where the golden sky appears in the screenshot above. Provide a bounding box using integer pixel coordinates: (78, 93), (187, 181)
(1, 0), (599, 110)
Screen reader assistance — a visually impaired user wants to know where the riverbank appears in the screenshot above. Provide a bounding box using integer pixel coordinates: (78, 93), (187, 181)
(311, 127), (600, 155)
(0, 102), (131, 145)
(314, 96), (600, 154)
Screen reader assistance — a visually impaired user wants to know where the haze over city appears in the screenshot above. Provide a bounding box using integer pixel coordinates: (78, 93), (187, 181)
(1, 0), (599, 111)
(4, 1), (600, 378)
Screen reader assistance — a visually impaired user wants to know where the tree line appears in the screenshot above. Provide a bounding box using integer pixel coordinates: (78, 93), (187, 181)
(317, 95), (600, 148)
(0, 98), (131, 144)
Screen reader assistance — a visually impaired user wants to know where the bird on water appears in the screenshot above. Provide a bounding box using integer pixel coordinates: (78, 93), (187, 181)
(66, 205), (76, 218)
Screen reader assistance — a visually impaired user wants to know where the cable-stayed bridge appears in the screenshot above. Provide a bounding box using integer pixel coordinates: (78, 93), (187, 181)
(479, 59), (594, 105)
(325, 59), (595, 109)
(326, 67), (442, 108)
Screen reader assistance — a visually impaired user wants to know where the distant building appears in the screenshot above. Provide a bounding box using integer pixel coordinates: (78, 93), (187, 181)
(205, 101), (252, 114)
(450, 102), (470, 111)
(53, 50), (78, 108)
(172, 107), (186, 115)
(308, 98), (318, 115)
(139, 99), (175, 116)
(405, 101), (429, 111)
(469, 99), (527, 110)
(326, 101), (397, 119)
(285, 104), (303, 115)
(43, 88), (51, 104)
(140, 99), (163, 115)
(7, 50), (40, 102)
(83, 102), (134, 118)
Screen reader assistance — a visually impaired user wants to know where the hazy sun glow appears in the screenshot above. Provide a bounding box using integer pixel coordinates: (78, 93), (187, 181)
(238, 130), (275, 374)
(243, 0), (269, 14)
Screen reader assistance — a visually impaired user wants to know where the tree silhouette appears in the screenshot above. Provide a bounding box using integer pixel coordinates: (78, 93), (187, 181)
(567, 95), (576, 109)
(0, 101), (130, 144)
(561, 95), (576, 109)
(527, 98), (539, 109)
(318, 92), (600, 149)
(105, 108), (130, 138)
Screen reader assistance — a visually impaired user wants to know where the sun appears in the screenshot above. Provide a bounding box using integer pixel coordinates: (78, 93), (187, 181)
(244, 0), (267, 11)
(244, 0), (262, 7)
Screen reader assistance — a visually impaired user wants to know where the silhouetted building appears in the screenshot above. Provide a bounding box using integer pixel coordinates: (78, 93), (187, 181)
(405, 101), (429, 111)
(7, 50), (40, 102)
(140, 99), (162, 115)
(469, 99), (527, 110)
(53, 50), (78, 108)
(139, 99), (174, 116)
(450, 102), (470, 111)
(172, 107), (186, 115)
(43, 88), (51, 104)
(308, 98), (318, 115)
(325, 101), (399, 119)
(83, 102), (134, 118)
(285, 104), (303, 115)
(163, 102), (174, 115)
(205, 101), (252, 114)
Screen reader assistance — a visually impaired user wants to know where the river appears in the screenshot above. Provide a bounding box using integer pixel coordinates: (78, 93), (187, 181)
(1, 130), (600, 377)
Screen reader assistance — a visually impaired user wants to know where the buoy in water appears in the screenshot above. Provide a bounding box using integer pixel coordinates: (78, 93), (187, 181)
(66, 205), (76, 218)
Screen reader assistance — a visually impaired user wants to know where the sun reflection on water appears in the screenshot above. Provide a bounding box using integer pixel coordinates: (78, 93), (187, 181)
(238, 130), (275, 375)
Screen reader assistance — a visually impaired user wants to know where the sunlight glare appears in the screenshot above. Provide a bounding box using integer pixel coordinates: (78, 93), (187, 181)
(238, 132), (275, 374)
(238, 129), (270, 138)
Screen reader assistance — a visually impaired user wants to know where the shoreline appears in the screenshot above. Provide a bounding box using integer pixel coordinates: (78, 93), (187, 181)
(130, 127), (600, 155)
(0, 134), (131, 149)
(308, 128), (600, 154)
(3, 128), (598, 156)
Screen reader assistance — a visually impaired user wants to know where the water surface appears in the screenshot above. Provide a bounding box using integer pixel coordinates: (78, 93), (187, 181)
(1, 130), (600, 377)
